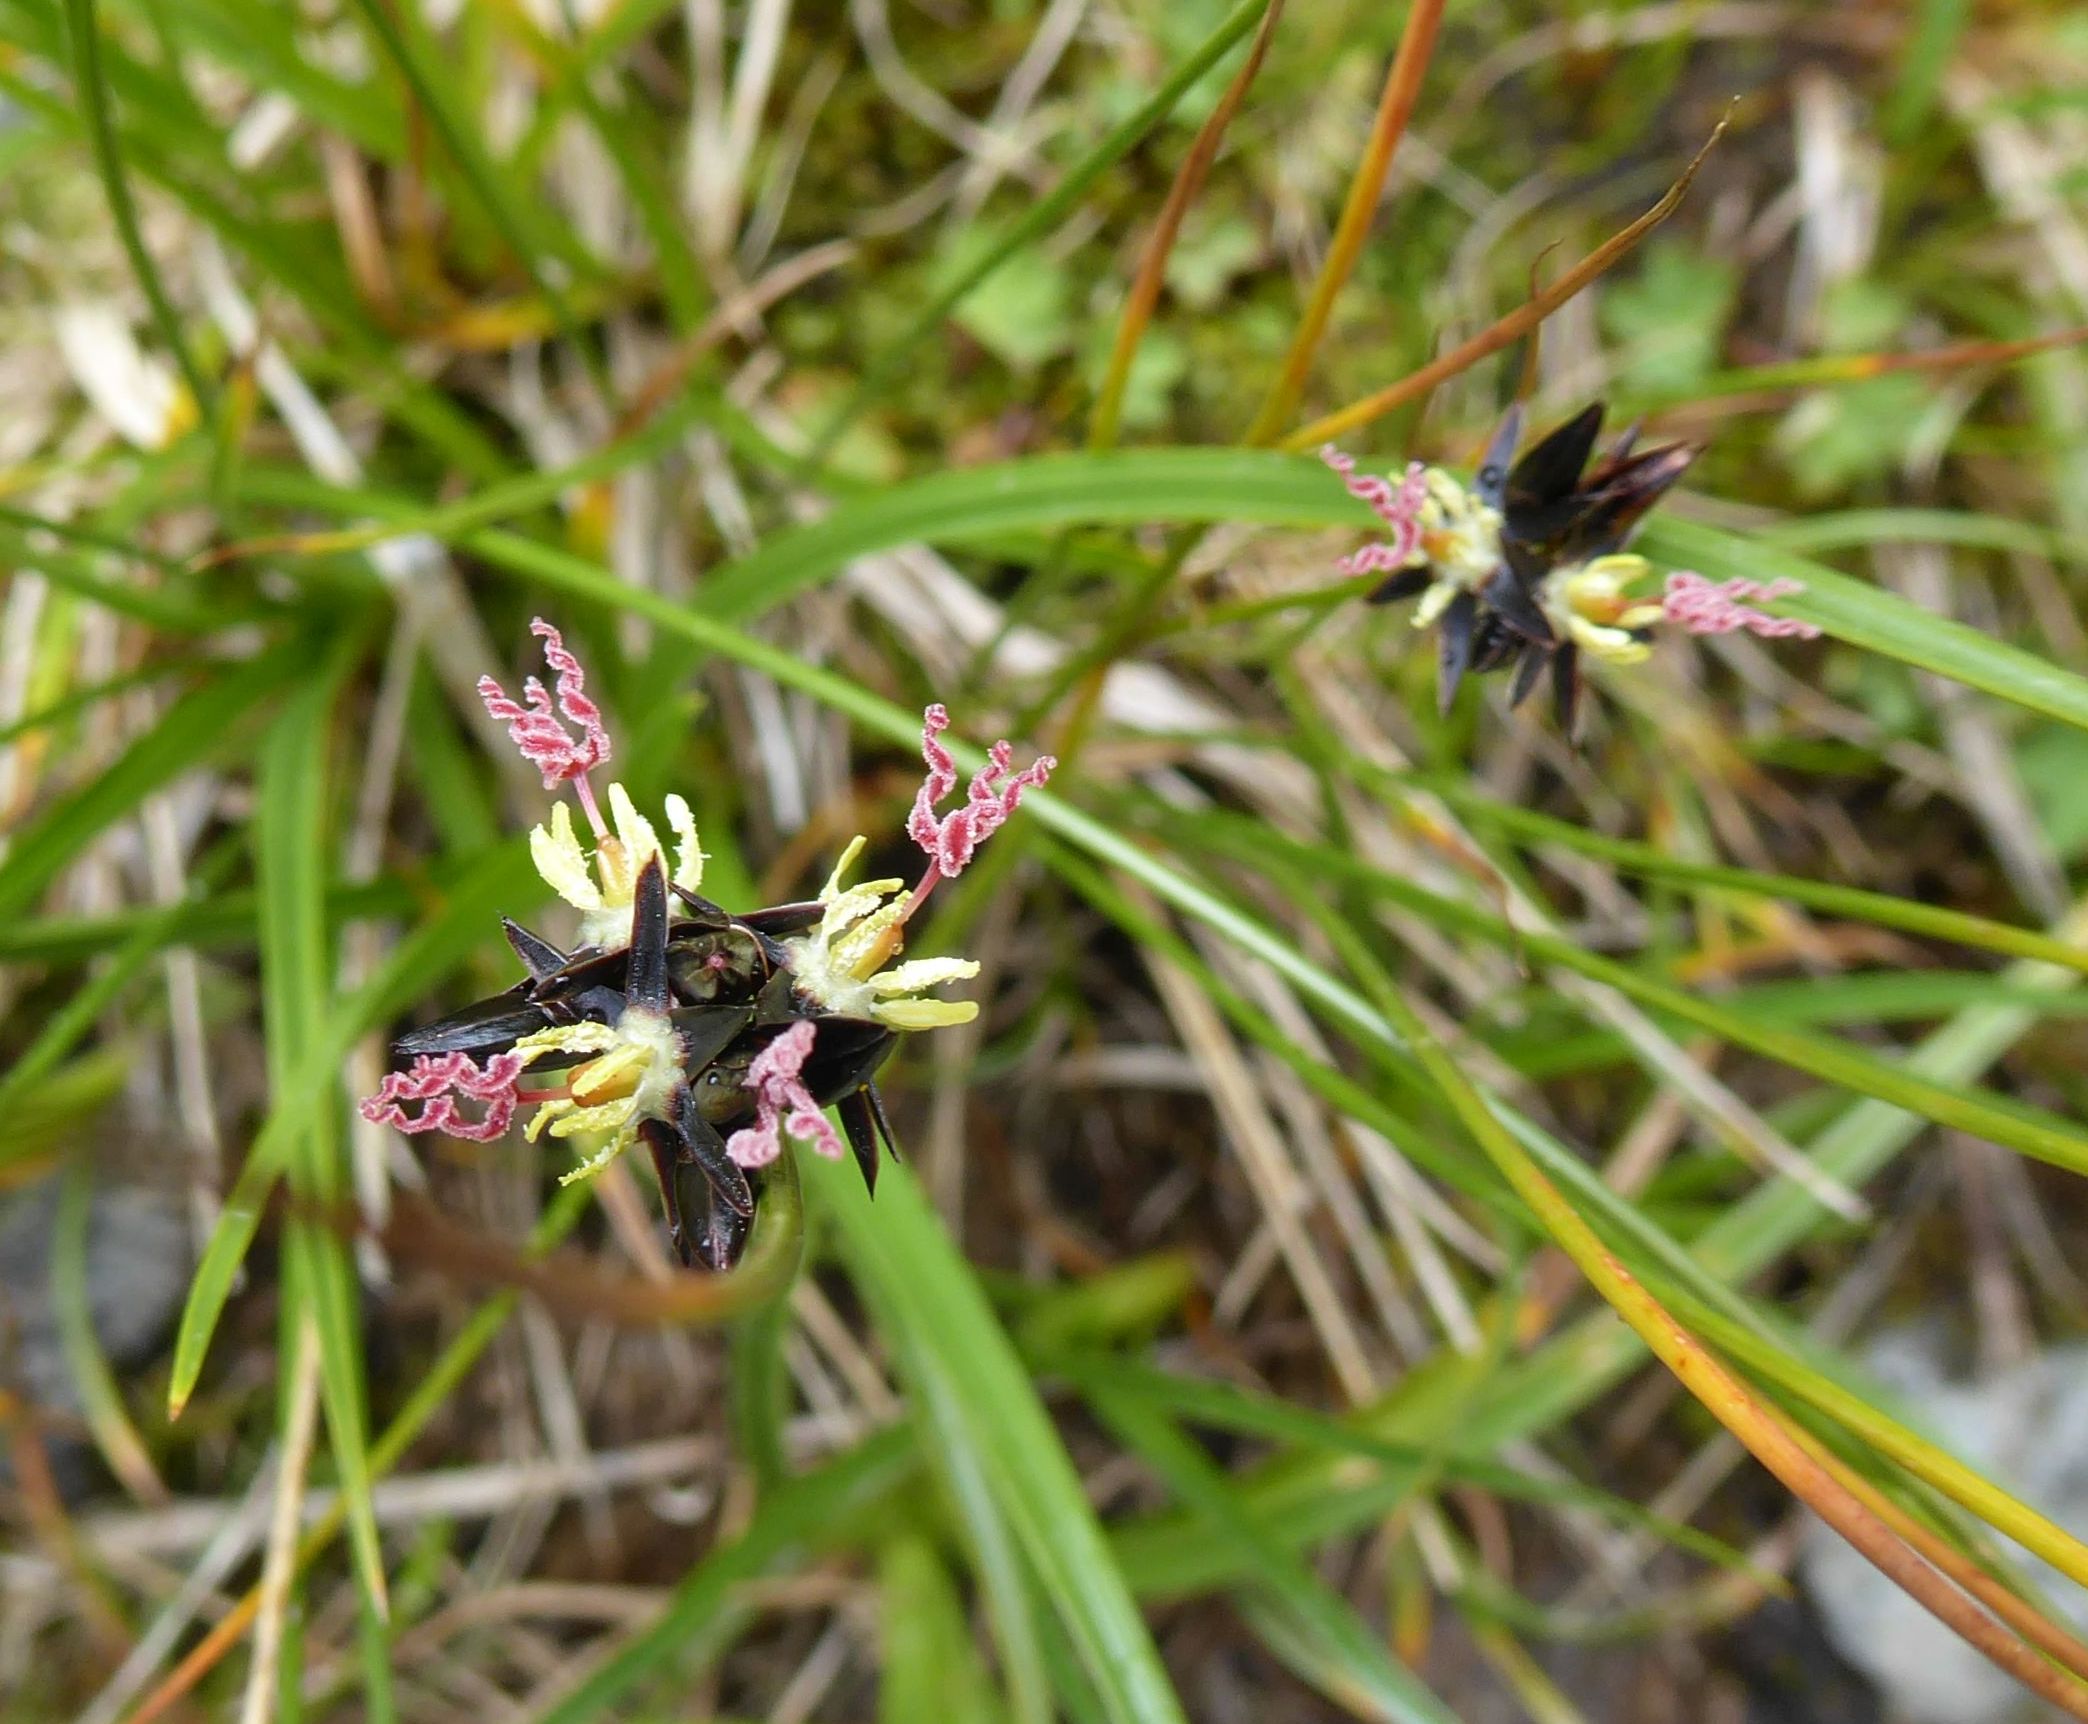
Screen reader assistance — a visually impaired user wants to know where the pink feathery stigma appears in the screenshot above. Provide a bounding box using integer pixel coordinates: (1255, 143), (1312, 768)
(358, 1051), (524, 1143)
(476, 618), (613, 790)
(1321, 446), (1426, 576)
(725, 1021), (844, 1168)
(1662, 573), (1823, 641)
(908, 703), (1057, 880)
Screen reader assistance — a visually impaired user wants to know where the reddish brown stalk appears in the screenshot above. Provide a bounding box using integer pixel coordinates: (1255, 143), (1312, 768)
(1752, 323), (2088, 387)
(1090, 0), (1289, 449)
(1244, 0), (1447, 445)
(5, 1398), (134, 1657)
(1778, 1409), (2088, 1687)
(1282, 111), (1730, 451)
(376, 1193), (794, 1322)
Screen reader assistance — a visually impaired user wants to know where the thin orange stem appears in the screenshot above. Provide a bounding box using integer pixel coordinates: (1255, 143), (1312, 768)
(1283, 110), (1730, 452)
(1774, 1405), (2088, 1687)
(1243, 0), (1446, 445)
(1091, 0), (1289, 449)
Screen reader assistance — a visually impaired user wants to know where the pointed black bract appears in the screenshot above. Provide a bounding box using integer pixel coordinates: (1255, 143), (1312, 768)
(624, 858), (671, 1015)
(1467, 613), (1521, 676)
(1438, 590), (1478, 714)
(1550, 642), (1583, 737)
(836, 1089), (881, 1195)
(503, 918), (568, 981)
(1508, 643), (1547, 708)
(1480, 563), (1553, 646)
(1473, 402), (1524, 508)
(1366, 567), (1430, 606)
(1506, 401), (1605, 539)
(1555, 442), (1698, 562)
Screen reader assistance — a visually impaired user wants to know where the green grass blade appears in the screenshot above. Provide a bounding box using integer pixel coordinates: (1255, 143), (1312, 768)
(696, 447), (2088, 736)
(927, 1403), (1053, 1724)
(1179, 807), (2088, 1177)
(1051, 1353), (1754, 1575)
(1652, 1283), (2088, 1592)
(62, 0), (212, 420)
(797, 0), (1272, 473)
(697, 448), (1341, 622)
(880, 1536), (1012, 1724)
(0, 640), (306, 924)
(804, 1150), (1189, 1724)
(165, 838), (543, 1415)
(53, 1153), (167, 1503)
(526, 1427), (917, 1723)
(338, 0), (600, 318)
(1640, 513), (2088, 735)
(1088, 1385), (1459, 1724)
(1404, 772), (2088, 977)
(0, 841), (238, 1120)
(254, 661), (394, 1635)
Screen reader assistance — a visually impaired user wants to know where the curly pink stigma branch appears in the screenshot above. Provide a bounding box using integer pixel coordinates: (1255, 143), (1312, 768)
(478, 617), (610, 814)
(1321, 447), (1431, 577)
(478, 619), (705, 950)
(361, 1051), (526, 1143)
(1662, 573), (1823, 640)
(1321, 445), (1500, 620)
(784, 705), (1056, 1023)
(725, 1021), (843, 1168)
(905, 703), (1056, 913)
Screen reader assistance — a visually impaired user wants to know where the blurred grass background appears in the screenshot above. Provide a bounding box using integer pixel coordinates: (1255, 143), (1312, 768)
(5, 0), (2088, 1719)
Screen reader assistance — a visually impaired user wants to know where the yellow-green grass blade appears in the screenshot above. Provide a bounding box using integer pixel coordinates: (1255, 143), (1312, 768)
(525, 1427), (917, 1724)
(797, 0), (1274, 473)
(53, 1153), (167, 1503)
(240, 445), (2088, 737)
(1167, 805), (2088, 1181)
(879, 1535), (1010, 1724)
(1397, 770), (2088, 978)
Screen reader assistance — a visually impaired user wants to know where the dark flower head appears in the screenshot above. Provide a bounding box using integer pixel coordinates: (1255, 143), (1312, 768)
(363, 626), (1053, 1267)
(1325, 402), (1813, 734)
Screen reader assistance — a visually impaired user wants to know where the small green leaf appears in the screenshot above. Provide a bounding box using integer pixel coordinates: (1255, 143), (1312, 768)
(1600, 242), (1735, 395)
(945, 230), (1073, 371)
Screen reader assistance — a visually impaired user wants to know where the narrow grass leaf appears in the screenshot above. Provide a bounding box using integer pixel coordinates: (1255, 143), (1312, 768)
(804, 1150), (1189, 1724)
(0, 640), (306, 925)
(1089, 1385), (1459, 1724)
(526, 1428), (916, 1724)
(254, 664), (393, 1637)
(166, 837), (542, 1415)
